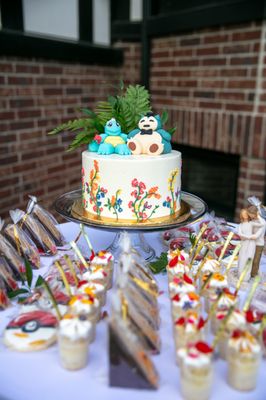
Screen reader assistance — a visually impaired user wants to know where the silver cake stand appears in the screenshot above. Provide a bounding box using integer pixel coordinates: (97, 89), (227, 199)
(54, 190), (207, 261)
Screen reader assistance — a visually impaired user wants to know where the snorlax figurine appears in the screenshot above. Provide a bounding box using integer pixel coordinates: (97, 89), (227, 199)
(89, 118), (131, 155)
(127, 113), (172, 155)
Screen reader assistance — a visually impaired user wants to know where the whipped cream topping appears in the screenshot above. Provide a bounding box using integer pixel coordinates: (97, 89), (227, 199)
(69, 294), (100, 315)
(167, 250), (189, 264)
(169, 276), (196, 295)
(91, 251), (114, 266)
(210, 291), (237, 309)
(203, 273), (228, 291)
(178, 344), (212, 367)
(172, 292), (200, 311)
(78, 281), (105, 296)
(83, 267), (107, 282)
(175, 312), (205, 333)
(167, 263), (190, 276)
(228, 331), (261, 354)
(200, 259), (220, 274)
(216, 309), (246, 330)
(59, 314), (92, 341)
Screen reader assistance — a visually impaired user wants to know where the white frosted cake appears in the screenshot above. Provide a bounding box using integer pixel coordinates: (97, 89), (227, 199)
(82, 150), (181, 223)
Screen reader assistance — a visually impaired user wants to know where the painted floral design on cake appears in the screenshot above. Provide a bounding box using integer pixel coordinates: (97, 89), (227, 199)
(163, 168), (180, 215)
(82, 160), (108, 218)
(128, 179), (161, 222)
(104, 190), (123, 221)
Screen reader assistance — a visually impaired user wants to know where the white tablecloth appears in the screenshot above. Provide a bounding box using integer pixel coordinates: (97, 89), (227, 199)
(0, 222), (265, 400)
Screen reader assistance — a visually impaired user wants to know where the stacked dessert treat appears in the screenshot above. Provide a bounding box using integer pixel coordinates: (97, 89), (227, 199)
(108, 234), (159, 390)
(2, 227), (114, 371)
(165, 221), (265, 399)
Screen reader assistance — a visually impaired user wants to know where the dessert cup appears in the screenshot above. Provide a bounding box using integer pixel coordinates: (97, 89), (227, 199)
(174, 313), (206, 363)
(58, 314), (92, 370)
(178, 342), (213, 400)
(171, 292), (201, 320)
(90, 250), (114, 290)
(78, 280), (106, 306)
(227, 330), (261, 391)
(69, 294), (102, 342)
(215, 309), (246, 359)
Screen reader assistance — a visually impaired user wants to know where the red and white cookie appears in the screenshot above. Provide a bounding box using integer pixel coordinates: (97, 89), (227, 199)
(3, 310), (58, 352)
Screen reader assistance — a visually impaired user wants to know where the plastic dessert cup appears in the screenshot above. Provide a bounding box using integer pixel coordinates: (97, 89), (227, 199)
(58, 314), (92, 370)
(178, 342), (213, 400)
(227, 330), (261, 391)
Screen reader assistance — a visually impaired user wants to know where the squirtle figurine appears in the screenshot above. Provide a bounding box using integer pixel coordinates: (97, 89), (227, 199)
(89, 118), (131, 155)
(127, 112), (172, 155)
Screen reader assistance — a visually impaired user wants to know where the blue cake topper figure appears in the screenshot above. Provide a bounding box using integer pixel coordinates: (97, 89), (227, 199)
(89, 118), (131, 155)
(127, 113), (172, 155)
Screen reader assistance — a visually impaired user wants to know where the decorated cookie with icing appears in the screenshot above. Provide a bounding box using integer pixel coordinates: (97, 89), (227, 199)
(3, 310), (58, 351)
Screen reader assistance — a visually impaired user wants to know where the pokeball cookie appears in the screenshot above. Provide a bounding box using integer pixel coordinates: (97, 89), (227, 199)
(3, 310), (58, 352)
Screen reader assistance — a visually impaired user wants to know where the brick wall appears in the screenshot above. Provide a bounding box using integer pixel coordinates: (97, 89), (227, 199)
(150, 21), (266, 219)
(1, 21), (266, 221)
(0, 43), (141, 219)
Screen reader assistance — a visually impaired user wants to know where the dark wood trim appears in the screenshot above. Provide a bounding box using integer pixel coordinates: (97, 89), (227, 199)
(141, 0), (151, 89)
(0, 30), (123, 66)
(111, 0), (130, 22)
(0, 0), (24, 31)
(147, 0), (265, 37)
(111, 21), (141, 42)
(111, 0), (265, 41)
(78, 0), (93, 42)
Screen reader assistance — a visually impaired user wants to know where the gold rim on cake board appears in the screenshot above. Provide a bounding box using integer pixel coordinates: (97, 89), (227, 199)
(71, 198), (191, 228)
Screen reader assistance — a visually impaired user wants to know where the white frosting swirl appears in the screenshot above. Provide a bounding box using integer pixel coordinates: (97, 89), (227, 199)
(172, 292), (200, 310)
(169, 279), (196, 295)
(83, 268), (107, 282)
(69, 295), (100, 315)
(59, 316), (92, 341)
(167, 264), (190, 276)
(167, 250), (189, 264)
(201, 259), (220, 274)
(78, 281), (105, 296)
(91, 252), (114, 266)
(216, 309), (246, 330)
(178, 347), (212, 367)
(228, 332), (261, 354)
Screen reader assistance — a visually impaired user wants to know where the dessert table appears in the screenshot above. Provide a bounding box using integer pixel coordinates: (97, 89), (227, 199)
(0, 222), (265, 400)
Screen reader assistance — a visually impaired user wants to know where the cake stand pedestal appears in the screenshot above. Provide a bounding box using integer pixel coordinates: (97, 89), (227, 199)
(54, 190), (207, 261)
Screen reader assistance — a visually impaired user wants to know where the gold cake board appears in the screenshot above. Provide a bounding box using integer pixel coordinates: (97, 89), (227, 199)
(71, 198), (191, 229)
(54, 190), (207, 232)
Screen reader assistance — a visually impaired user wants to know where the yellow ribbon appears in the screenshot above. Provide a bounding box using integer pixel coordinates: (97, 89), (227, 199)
(80, 223), (94, 254)
(194, 250), (210, 280)
(212, 305), (235, 348)
(206, 291), (223, 322)
(189, 241), (206, 269)
(70, 241), (90, 270)
(189, 224), (208, 255)
(218, 231), (234, 262)
(257, 315), (266, 338)
(199, 272), (213, 295)
(55, 261), (72, 296)
(236, 258), (252, 293)
(226, 244), (241, 272)
(19, 212), (30, 228)
(130, 275), (158, 297)
(243, 276), (261, 312)
(13, 225), (22, 256)
(121, 294), (128, 321)
(64, 255), (79, 287)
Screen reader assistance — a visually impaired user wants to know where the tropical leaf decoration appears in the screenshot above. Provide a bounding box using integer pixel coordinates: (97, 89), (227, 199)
(48, 81), (175, 151)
